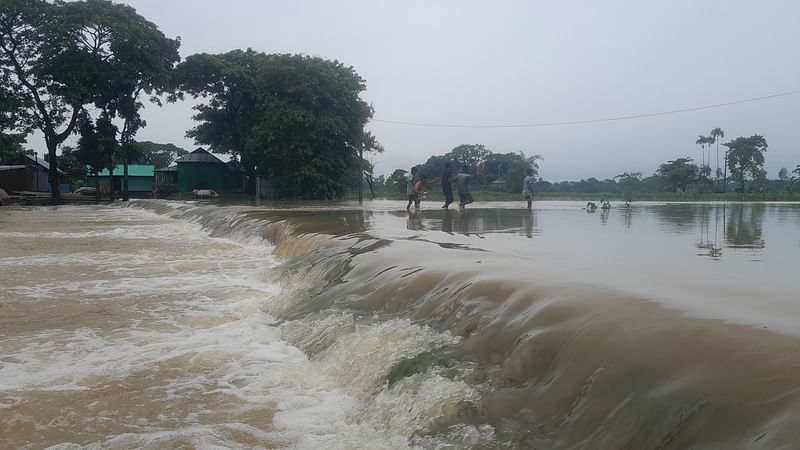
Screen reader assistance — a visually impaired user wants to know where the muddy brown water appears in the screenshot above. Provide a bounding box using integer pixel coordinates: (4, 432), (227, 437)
(1, 200), (799, 449)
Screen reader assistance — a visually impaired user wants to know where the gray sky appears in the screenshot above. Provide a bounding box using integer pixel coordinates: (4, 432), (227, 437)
(74, 0), (800, 180)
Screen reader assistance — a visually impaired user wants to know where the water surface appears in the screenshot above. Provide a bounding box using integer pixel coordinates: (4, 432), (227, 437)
(1, 200), (799, 449)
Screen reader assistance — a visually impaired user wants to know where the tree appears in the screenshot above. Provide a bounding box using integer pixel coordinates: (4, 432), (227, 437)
(357, 131), (383, 201)
(656, 157), (700, 192)
(696, 135), (707, 170)
(176, 50), (381, 198)
(0, 69), (28, 163)
(0, 132), (27, 164)
(724, 135), (767, 193)
(777, 167), (790, 193)
(57, 145), (87, 186)
(239, 53), (374, 199)
(445, 144), (490, 170)
(256, 55), (373, 198)
(1, 0), (178, 201)
(386, 169), (408, 194)
(75, 110), (118, 201)
(710, 127), (724, 181)
(483, 151), (543, 191)
(173, 49), (266, 192)
(132, 141), (188, 168)
(1, 0), (83, 201)
(614, 171), (643, 194)
(61, 0), (180, 201)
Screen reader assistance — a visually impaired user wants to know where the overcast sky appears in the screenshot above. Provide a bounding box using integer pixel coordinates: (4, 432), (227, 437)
(82, 0), (799, 180)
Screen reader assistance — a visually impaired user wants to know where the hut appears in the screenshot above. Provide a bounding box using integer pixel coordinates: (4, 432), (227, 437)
(89, 165), (155, 198)
(0, 154), (69, 193)
(173, 148), (245, 194)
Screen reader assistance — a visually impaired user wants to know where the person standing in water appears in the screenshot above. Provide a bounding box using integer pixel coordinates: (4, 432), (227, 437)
(405, 166), (420, 210)
(522, 168), (536, 209)
(452, 165), (473, 208)
(441, 162), (454, 209)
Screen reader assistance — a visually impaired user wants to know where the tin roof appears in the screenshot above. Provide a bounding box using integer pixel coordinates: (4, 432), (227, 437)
(176, 148), (224, 164)
(23, 154), (67, 174)
(96, 165), (155, 177)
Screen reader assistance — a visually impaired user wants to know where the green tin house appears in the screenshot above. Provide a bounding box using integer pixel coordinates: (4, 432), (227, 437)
(156, 148), (245, 195)
(91, 164), (155, 197)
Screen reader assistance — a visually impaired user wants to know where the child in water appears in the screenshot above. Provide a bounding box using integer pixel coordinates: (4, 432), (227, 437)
(406, 167), (438, 210)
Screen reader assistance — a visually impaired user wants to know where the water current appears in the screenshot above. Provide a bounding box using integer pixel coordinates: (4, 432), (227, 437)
(1, 200), (799, 449)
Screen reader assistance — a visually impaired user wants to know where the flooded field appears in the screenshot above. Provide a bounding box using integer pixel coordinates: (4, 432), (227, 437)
(1, 200), (799, 449)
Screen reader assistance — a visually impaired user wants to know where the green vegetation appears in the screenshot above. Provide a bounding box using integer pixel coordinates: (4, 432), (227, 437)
(374, 132), (798, 201)
(174, 50), (380, 199)
(1, 3), (797, 203)
(131, 141), (189, 169)
(1, 0), (180, 201)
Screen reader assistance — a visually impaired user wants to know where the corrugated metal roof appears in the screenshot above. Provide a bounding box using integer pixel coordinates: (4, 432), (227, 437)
(23, 154), (67, 174)
(154, 165), (177, 172)
(176, 148), (224, 164)
(95, 165), (155, 177)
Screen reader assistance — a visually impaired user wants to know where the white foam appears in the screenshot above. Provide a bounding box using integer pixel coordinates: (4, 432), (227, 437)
(3, 205), (487, 449)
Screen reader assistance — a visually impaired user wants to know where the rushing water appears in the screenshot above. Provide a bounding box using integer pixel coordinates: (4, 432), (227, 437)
(1, 200), (799, 449)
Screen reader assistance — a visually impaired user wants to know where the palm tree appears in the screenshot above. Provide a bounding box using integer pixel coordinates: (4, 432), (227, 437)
(710, 128), (724, 181)
(696, 135), (707, 172)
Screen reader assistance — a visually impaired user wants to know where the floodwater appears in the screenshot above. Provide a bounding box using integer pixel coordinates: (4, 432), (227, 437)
(1, 200), (799, 449)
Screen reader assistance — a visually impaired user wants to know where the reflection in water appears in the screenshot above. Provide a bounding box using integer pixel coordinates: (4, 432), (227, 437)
(696, 206), (723, 258)
(726, 203), (765, 249)
(4, 201), (800, 449)
(406, 210), (424, 231)
(442, 210), (453, 234)
(522, 209), (537, 238)
(600, 208), (609, 225)
(391, 203), (787, 260)
(396, 209), (540, 238)
(696, 206), (723, 259)
(621, 208), (633, 229)
(653, 203), (771, 257)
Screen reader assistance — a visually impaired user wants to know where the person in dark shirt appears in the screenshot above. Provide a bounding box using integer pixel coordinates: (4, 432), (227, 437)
(441, 162), (454, 209)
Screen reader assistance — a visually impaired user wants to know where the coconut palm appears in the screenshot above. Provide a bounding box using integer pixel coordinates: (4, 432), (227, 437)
(710, 128), (725, 181)
(696, 135), (708, 172)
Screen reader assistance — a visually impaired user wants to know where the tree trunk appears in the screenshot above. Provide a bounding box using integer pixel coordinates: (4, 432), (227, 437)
(95, 172), (101, 203)
(723, 152), (728, 193)
(108, 168), (114, 202)
(358, 147), (363, 204)
(46, 140), (61, 203)
(701, 145), (705, 169)
(122, 147), (129, 201)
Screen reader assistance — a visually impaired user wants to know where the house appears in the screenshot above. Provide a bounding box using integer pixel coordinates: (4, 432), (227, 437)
(88, 165), (155, 198)
(156, 148), (245, 195)
(0, 154), (70, 193)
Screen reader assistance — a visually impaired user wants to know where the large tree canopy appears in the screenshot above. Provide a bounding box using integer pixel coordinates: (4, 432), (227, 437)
(0, 0), (179, 200)
(175, 49), (263, 162)
(177, 51), (375, 199)
(724, 135), (767, 193)
(131, 141), (188, 169)
(656, 157), (700, 192)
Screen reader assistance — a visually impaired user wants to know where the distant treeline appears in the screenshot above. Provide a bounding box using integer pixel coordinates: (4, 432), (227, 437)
(371, 137), (800, 197)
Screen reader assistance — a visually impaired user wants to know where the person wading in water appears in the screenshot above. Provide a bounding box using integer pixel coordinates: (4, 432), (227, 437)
(452, 165), (473, 208)
(441, 162), (454, 209)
